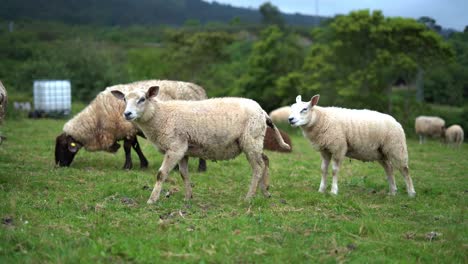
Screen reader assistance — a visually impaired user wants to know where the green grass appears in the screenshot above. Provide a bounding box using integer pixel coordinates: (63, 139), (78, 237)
(0, 118), (466, 263)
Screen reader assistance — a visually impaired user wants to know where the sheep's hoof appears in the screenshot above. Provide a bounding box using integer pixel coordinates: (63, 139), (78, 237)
(318, 188), (326, 193)
(262, 191), (272, 198)
(123, 163), (132, 170)
(388, 191), (397, 196)
(408, 192), (416, 198)
(140, 162), (149, 169)
(330, 190), (338, 195)
(147, 198), (157, 204)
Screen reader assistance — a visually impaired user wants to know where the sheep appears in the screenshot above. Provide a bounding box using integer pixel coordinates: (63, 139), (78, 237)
(111, 86), (290, 204)
(269, 106), (291, 125)
(444, 125), (464, 147)
(264, 127), (292, 153)
(288, 94), (416, 197)
(415, 116), (445, 144)
(0, 81), (7, 123)
(0, 81), (7, 144)
(55, 80), (208, 171)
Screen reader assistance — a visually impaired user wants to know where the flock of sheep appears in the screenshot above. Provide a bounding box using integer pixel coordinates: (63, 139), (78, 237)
(0, 80), (464, 204)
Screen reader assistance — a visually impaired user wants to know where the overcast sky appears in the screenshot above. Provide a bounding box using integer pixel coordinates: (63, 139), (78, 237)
(208, 0), (468, 31)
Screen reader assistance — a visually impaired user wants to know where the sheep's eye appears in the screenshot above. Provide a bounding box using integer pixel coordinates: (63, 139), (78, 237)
(300, 108), (308, 113)
(138, 98), (145, 104)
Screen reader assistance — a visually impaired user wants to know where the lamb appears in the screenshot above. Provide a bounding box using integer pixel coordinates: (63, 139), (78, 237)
(55, 80), (208, 171)
(288, 94), (416, 197)
(269, 106), (291, 125)
(415, 116), (445, 144)
(0, 81), (7, 144)
(444, 125), (464, 147)
(111, 86), (290, 204)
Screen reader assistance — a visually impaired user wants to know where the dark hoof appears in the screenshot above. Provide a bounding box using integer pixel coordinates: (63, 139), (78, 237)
(140, 162), (149, 169)
(123, 163), (133, 170)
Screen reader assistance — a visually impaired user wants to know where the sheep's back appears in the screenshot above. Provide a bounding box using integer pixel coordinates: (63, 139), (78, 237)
(415, 116), (445, 136)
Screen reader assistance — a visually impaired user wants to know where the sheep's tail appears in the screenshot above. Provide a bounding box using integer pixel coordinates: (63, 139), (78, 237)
(265, 114), (291, 151)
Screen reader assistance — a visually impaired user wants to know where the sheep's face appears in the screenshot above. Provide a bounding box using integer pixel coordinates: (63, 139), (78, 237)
(111, 86), (159, 121)
(55, 133), (82, 167)
(288, 95), (320, 127)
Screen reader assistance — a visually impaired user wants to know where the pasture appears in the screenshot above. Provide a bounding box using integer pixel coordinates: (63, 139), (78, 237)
(0, 118), (466, 263)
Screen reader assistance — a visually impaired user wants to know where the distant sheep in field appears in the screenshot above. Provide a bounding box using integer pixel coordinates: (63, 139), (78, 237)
(444, 125), (464, 147)
(415, 116), (445, 144)
(263, 127), (292, 152)
(0, 81), (7, 144)
(55, 80), (208, 171)
(269, 106), (291, 125)
(111, 86), (290, 204)
(0, 81), (7, 124)
(288, 94), (415, 197)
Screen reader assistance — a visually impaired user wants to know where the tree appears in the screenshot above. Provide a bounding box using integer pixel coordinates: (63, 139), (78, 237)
(259, 2), (285, 28)
(238, 25), (305, 110)
(296, 10), (453, 113)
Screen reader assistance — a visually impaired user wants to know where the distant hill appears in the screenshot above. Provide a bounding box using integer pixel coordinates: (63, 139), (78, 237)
(0, 0), (326, 27)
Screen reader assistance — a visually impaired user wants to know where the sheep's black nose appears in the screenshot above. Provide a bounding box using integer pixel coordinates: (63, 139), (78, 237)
(124, 111), (132, 118)
(288, 117), (294, 122)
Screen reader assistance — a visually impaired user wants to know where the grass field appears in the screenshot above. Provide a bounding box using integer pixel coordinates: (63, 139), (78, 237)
(0, 117), (467, 263)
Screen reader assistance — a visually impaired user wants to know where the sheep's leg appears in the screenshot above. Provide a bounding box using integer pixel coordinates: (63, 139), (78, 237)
(197, 158), (207, 172)
(330, 156), (343, 195)
(398, 166), (416, 197)
(123, 138), (133, 170)
(259, 153), (271, 198)
(378, 160), (397, 195)
(419, 135), (423, 144)
(245, 152), (265, 200)
(132, 137), (149, 169)
(319, 151), (331, 193)
(178, 156), (193, 200)
(148, 150), (185, 204)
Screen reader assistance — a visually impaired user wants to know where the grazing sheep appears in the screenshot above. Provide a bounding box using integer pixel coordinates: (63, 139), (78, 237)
(269, 106), (291, 125)
(264, 127), (292, 153)
(55, 80), (208, 171)
(111, 86), (290, 204)
(415, 116), (445, 144)
(444, 125), (464, 147)
(0, 81), (7, 124)
(0, 81), (7, 144)
(288, 94), (415, 197)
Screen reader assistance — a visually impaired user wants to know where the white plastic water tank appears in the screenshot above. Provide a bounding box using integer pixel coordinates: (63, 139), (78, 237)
(33, 80), (71, 116)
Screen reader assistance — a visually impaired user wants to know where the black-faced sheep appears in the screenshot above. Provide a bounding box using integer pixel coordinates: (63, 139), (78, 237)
(444, 125), (464, 147)
(415, 116), (445, 144)
(55, 80), (208, 170)
(111, 86), (290, 204)
(288, 95), (416, 197)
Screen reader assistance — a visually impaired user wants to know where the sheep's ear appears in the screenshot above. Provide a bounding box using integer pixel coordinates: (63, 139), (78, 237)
(68, 141), (82, 153)
(295, 95), (302, 103)
(146, 86), (159, 99)
(310, 94), (320, 107)
(111, 90), (125, 101)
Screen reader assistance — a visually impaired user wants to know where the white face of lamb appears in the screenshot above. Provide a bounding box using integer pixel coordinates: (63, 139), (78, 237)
(123, 91), (147, 121)
(288, 95), (312, 127)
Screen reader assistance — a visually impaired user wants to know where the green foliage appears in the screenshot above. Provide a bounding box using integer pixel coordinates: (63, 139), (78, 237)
(239, 26), (306, 110)
(0, 118), (466, 262)
(297, 10), (454, 113)
(259, 2), (285, 28)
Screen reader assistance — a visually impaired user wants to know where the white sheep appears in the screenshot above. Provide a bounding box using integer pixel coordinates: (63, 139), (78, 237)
(0, 81), (7, 144)
(55, 80), (208, 170)
(111, 86), (290, 204)
(0, 81), (7, 124)
(288, 94), (416, 197)
(444, 125), (464, 147)
(269, 106), (291, 125)
(415, 116), (445, 144)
